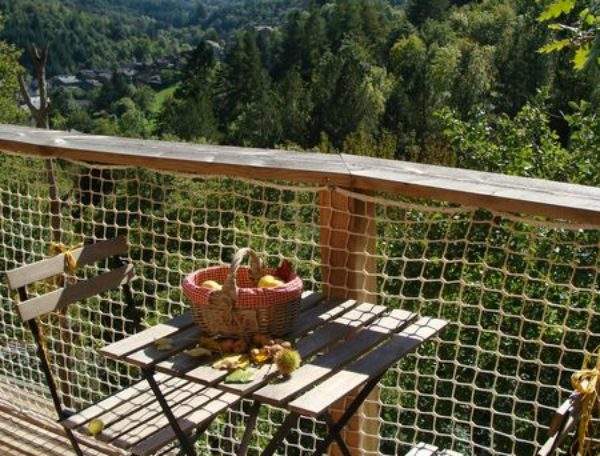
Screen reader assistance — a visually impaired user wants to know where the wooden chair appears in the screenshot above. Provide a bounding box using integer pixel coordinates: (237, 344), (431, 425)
(538, 392), (583, 456)
(4, 237), (137, 455)
(5, 237), (250, 456)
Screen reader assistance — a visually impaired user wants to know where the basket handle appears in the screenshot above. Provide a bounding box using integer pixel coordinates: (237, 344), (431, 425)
(220, 247), (264, 303)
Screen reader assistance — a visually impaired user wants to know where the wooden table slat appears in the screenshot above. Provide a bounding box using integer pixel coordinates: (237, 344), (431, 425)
(288, 317), (448, 416)
(220, 303), (390, 395)
(124, 325), (202, 368)
(299, 290), (323, 311)
(253, 309), (415, 405)
(289, 298), (357, 338)
(176, 300), (358, 391)
(154, 293), (328, 378)
(294, 303), (389, 359)
(101, 312), (194, 360)
(130, 392), (240, 456)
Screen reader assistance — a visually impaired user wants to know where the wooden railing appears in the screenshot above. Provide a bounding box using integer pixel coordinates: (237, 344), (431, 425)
(0, 124), (598, 225)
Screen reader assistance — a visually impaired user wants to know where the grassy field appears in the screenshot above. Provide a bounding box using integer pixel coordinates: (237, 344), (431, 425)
(151, 84), (178, 113)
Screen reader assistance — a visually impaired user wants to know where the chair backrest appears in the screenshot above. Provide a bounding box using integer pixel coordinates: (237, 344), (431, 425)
(538, 392), (582, 456)
(5, 236), (134, 321)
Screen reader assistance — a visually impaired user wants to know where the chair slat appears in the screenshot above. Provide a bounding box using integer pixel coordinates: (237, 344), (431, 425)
(6, 237), (128, 290)
(62, 374), (170, 430)
(17, 263), (134, 321)
(548, 393), (581, 435)
(253, 309), (415, 405)
(130, 392), (240, 456)
(100, 381), (210, 446)
(288, 317), (448, 416)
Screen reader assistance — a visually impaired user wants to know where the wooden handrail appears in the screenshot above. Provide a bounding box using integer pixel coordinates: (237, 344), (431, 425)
(1, 124), (599, 225)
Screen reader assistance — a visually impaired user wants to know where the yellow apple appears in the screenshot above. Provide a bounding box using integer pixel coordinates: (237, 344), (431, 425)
(201, 280), (222, 291)
(258, 275), (284, 288)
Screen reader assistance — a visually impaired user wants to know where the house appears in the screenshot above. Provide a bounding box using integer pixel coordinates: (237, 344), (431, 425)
(53, 75), (81, 87)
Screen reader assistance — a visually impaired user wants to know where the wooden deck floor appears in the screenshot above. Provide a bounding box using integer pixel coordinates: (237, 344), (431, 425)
(0, 407), (92, 456)
(0, 402), (182, 456)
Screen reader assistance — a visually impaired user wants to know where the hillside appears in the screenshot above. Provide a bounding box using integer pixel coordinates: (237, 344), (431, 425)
(0, 0), (310, 75)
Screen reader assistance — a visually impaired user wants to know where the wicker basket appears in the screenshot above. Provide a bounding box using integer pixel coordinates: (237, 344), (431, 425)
(182, 248), (303, 337)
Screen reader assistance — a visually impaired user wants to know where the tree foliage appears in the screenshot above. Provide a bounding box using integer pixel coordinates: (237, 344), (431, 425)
(0, 17), (25, 124)
(538, 0), (600, 70)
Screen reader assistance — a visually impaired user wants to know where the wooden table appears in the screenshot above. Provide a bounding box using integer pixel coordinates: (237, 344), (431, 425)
(98, 291), (448, 456)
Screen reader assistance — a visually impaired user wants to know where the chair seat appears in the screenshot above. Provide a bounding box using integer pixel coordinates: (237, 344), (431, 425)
(61, 374), (240, 456)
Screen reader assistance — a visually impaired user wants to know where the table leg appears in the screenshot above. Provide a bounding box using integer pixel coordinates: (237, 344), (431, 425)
(312, 375), (383, 455)
(142, 368), (197, 456)
(236, 400), (261, 456)
(260, 412), (299, 456)
(323, 412), (352, 456)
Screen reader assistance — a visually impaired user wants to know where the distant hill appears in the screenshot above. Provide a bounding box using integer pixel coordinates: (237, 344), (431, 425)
(0, 0), (207, 75)
(0, 0), (311, 75)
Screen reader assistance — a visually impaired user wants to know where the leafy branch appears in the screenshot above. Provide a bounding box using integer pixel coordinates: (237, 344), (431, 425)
(538, 0), (600, 70)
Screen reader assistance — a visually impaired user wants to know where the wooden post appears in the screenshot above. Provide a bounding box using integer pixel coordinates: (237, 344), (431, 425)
(19, 45), (75, 409)
(319, 187), (381, 456)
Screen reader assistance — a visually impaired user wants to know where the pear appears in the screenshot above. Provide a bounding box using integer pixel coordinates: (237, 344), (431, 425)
(258, 275), (284, 288)
(201, 280), (222, 291)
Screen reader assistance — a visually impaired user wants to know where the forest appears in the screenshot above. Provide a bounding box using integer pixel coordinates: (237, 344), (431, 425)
(1, 0), (600, 184)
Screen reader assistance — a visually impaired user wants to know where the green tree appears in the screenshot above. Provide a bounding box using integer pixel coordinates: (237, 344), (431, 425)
(0, 17), (25, 124)
(277, 68), (313, 146)
(312, 40), (391, 149)
(537, 0), (600, 70)
(406, 0), (450, 26)
(157, 40), (220, 142)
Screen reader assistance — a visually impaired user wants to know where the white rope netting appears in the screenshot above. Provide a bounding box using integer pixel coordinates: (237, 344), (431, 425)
(0, 152), (598, 455)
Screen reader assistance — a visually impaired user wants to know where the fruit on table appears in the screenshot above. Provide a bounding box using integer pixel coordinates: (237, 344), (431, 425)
(88, 419), (104, 437)
(154, 338), (174, 351)
(199, 336), (222, 352)
(275, 349), (301, 376)
(185, 347), (212, 358)
(231, 339), (248, 354)
(258, 275), (284, 288)
(250, 347), (271, 364)
(219, 338), (236, 353)
(201, 280), (222, 291)
(252, 334), (271, 346)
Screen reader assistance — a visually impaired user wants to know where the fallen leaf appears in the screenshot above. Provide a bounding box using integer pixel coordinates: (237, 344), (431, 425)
(185, 347), (212, 358)
(225, 367), (256, 384)
(212, 354), (250, 370)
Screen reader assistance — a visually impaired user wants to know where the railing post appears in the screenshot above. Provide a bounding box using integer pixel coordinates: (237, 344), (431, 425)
(319, 186), (380, 456)
(45, 158), (77, 411)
